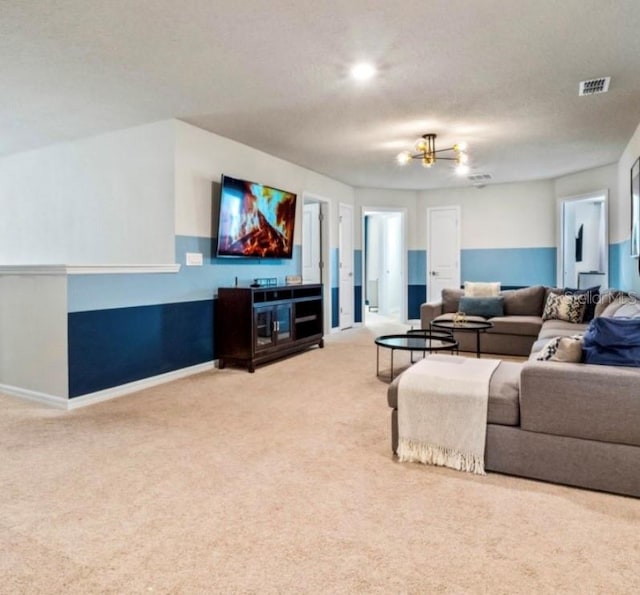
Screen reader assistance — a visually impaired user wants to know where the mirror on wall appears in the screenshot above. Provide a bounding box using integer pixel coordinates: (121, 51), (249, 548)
(559, 192), (608, 290)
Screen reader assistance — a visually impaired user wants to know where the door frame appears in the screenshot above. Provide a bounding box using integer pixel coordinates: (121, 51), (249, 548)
(339, 202), (355, 329)
(361, 205), (408, 323)
(302, 192), (332, 335)
(557, 189), (609, 289)
(427, 205), (461, 301)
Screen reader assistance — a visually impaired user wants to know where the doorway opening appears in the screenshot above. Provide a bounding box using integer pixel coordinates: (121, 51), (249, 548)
(558, 191), (608, 289)
(362, 207), (407, 328)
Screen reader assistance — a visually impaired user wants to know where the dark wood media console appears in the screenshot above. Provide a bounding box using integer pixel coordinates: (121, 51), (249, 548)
(216, 284), (324, 372)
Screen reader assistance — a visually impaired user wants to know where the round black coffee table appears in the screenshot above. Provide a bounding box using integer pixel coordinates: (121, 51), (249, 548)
(374, 333), (458, 381)
(430, 319), (493, 358)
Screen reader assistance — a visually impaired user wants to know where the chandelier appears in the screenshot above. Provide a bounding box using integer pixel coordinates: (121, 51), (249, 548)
(396, 133), (469, 175)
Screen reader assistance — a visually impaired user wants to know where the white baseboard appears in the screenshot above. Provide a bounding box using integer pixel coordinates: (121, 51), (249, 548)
(68, 361), (216, 409)
(0, 361), (216, 410)
(0, 383), (68, 409)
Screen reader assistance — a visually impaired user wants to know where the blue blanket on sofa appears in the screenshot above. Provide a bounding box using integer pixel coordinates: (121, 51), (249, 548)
(582, 317), (640, 367)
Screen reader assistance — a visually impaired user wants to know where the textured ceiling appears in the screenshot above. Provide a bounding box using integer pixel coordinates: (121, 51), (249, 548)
(2, 0), (640, 190)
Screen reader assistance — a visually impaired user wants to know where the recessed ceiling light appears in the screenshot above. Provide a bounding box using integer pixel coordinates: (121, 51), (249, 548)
(350, 62), (376, 82)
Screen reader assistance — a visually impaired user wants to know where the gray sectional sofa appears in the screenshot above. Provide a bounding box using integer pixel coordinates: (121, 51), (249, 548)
(390, 287), (640, 498)
(420, 285), (573, 356)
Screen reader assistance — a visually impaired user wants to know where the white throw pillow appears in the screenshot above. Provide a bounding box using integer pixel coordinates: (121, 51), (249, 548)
(536, 335), (583, 363)
(464, 281), (501, 297)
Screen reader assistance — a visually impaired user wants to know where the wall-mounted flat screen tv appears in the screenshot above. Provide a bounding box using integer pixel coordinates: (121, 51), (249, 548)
(215, 175), (297, 259)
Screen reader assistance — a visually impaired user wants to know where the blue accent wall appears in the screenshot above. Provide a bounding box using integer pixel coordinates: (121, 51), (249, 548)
(66, 235), (310, 397)
(330, 247), (339, 289)
(461, 247), (556, 286)
(407, 250), (427, 319)
(408, 250), (427, 285)
(609, 241), (625, 290)
(610, 239), (640, 292)
(68, 300), (214, 397)
(408, 285), (426, 320)
(69, 236), (301, 312)
(354, 285), (362, 323)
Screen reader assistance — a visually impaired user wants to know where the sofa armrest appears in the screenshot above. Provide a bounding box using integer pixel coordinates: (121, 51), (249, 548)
(520, 361), (640, 446)
(420, 301), (443, 328)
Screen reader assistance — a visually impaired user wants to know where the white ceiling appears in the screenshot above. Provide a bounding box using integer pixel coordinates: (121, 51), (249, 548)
(3, 0), (640, 190)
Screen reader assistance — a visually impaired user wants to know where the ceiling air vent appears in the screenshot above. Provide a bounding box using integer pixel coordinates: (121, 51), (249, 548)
(468, 173), (492, 187)
(579, 77), (610, 96)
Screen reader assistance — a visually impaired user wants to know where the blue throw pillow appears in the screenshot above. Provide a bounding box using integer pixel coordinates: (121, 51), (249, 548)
(582, 317), (640, 367)
(458, 296), (504, 318)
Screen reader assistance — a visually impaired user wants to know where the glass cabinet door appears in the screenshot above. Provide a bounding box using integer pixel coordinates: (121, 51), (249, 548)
(275, 304), (292, 343)
(254, 307), (274, 350)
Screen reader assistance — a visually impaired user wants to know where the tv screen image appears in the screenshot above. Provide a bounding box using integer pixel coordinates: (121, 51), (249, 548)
(216, 175), (297, 259)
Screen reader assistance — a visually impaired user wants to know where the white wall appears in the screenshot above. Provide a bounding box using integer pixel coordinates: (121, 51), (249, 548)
(554, 163), (617, 202)
(0, 121), (176, 265)
(0, 274), (68, 400)
(418, 180), (556, 249)
(174, 121), (354, 247)
(616, 121), (640, 243)
(354, 188), (418, 249)
(554, 163), (618, 245)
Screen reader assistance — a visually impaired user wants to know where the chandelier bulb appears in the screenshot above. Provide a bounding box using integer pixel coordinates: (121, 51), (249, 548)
(396, 151), (411, 165)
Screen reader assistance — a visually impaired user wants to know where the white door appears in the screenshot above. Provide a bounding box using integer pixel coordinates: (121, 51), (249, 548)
(427, 206), (461, 301)
(302, 202), (322, 284)
(339, 203), (354, 329)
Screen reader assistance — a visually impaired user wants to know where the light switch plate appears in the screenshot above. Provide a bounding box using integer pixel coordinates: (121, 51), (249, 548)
(186, 252), (203, 266)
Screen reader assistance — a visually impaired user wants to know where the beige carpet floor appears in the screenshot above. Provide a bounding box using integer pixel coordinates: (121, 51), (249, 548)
(1, 323), (639, 594)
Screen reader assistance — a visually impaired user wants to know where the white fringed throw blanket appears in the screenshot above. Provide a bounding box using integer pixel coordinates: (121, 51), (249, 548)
(397, 355), (501, 475)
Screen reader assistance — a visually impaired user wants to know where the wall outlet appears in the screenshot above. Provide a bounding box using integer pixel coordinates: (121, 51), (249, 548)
(186, 252), (203, 266)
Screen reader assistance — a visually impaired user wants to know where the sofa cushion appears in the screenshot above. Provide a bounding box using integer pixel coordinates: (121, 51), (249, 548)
(442, 288), (464, 313)
(486, 361), (521, 426)
(502, 285), (546, 317)
(520, 361), (640, 446)
(538, 319), (589, 340)
(387, 360), (521, 426)
(433, 313), (487, 323)
(542, 292), (586, 323)
(487, 316), (542, 337)
(464, 281), (500, 297)
(458, 296), (504, 318)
